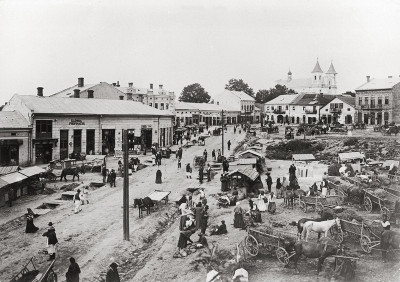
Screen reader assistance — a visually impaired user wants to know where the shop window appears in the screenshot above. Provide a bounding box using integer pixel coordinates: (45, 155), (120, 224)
(36, 120), (52, 139)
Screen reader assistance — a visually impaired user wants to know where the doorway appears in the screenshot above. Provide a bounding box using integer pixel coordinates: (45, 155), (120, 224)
(86, 129), (95, 155)
(35, 144), (53, 164)
(60, 130), (68, 160)
(102, 129), (115, 155)
(141, 128), (152, 148)
(73, 130), (82, 154)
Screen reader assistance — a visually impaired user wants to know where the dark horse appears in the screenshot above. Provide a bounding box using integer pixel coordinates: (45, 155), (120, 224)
(284, 189), (305, 209)
(292, 237), (342, 273)
(60, 167), (81, 182)
(381, 230), (400, 262)
(134, 197), (155, 218)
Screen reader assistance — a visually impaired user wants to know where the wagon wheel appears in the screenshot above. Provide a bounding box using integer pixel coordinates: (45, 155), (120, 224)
(315, 203), (324, 214)
(299, 201), (307, 212)
(245, 235), (259, 256)
(364, 196), (373, 212)
(276, 247), (290, 265)
(332, 230), (344, 243)
(381, 206), (390, 216)
(360, 235), (372, 253)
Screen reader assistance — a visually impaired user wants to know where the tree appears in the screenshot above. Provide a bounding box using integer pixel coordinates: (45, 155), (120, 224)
(256, 84), (296, 104)
(255, 89), (270, 103)
(225, 79), (254, 97)
(179, 83), (210, 103)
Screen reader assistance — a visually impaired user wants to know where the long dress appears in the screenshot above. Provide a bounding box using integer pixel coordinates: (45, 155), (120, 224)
(200, 210), (209, 234)
(268, 195), (276, 214)
(26, 215), (39, 233)
(155, 170), (162, 184)
(233, 206), (245, 229)
(194, 207), (203, 229)
(177, 230), (192, 249)
(257, 194), (267, 212)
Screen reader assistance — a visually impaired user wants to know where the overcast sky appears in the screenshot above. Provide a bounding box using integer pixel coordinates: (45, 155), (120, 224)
(1, 0), (399, 105)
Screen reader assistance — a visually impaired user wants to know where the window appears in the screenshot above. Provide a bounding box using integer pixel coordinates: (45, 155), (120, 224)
(286, 105), (289, 110)
(149, 103), (152, 107)
(241, 105), (244, 110)
(347, 108), (350, 111)
(358, 97), (362, 106)
(303, 106), (306, 111)
(315, 76), (317, 80)
(364, 97), (368, 104)
(325, 109), (328, 111)
(160, 103), (164, 110)
(385, 96), (389, 105)
(378, 97), (382, 105)
(271, 106), (274, 110)
(36, 120), (52, 138)
(11, 133), (16, 136)
(154, 103), (158, 109)
(166, 104), (169, 110)
(266, 106), (269, 110)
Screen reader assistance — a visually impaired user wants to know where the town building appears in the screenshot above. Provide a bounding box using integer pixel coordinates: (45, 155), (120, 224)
(264, 94), (299, 123)
(3, 92), (174, 165)
(319, 96), (355, 124)
(0, 111), (32, 166)
(275, 59), (338, 95)
(355, 76), (400, 125)
(212, 90), (258, 123)
(289, 93), (335, 124)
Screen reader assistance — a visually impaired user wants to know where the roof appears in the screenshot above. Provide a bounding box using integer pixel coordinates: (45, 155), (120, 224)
(292, 154), (316, 161)
(238, 150), (264, 159)
(0, 166), (20, 176)
(0, 172), (27, 184)
(338, 152), (365, 161)
(146, 190), (171, 201)
(52, 84), (97, 97)
(312, 60), (324, 73)
(265, 94), (299, 105)
(18, 166), (46, 177)
(228, 167), (259, 181)
(275, 78), (312, 89)
(175, 102), (200, 111)
(291, 93), (335, 106)
(9, 95), (173, 117)
(356, 77), (400, 91)
(239, 158), (257, 165)
(229, 90), (255, 101)
(0, 111), (30, 128)
(326, 62), (338, 74)
(335, 96), (355, 107)
(0, 178), (7, 189)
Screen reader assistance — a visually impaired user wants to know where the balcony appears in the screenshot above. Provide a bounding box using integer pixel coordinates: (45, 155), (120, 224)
(273, 109), (286, 114)
(305, 110), (317, 114)
(329, 108), (342, 114)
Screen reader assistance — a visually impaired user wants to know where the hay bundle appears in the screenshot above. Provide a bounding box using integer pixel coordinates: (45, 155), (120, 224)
(339, 210), (363, 222)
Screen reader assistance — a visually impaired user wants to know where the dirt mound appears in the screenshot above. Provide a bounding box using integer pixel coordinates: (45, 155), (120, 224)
(60, 183), (80, 191)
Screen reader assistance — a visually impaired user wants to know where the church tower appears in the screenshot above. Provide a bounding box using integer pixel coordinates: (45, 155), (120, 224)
(325, 61), (338, 94)
(287, 68), (292, 82)
(311, 58), (323, 88)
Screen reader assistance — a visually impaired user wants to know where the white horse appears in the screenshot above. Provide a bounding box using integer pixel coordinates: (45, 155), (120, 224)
(302, 218), (341, 241)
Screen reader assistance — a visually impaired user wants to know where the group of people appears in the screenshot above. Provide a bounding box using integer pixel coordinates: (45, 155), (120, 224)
(65, 257), (121, 282)
(102, 165), (117, 187)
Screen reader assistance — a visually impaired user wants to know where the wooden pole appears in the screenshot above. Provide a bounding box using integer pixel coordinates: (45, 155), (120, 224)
(221, 110), (224, 157)
(123, 129), (130, 241)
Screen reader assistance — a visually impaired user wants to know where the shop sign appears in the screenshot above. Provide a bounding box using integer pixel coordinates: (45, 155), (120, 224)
(141, 125), (152, 129)
(69, 119), (85, 125)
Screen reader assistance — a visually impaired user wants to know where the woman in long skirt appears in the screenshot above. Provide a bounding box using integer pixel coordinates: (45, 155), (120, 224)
(233, 202), (245, 229)
(155, 169), (162, 184)
(257, 192), (267, 212)
(26, 214), (39, 233)
(267, 192), (277, 214)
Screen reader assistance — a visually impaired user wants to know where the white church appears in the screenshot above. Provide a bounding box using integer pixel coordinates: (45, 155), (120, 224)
(275, 59), (338, 94)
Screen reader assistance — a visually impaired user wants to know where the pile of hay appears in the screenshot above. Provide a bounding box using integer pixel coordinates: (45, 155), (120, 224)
(338, 210), (363, 222)
(60, 182), (80, 191)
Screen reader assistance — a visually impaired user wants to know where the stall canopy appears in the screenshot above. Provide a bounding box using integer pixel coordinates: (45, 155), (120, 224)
(0, 166), (20, 176)
(146, 190), (171, 202)
(0, 172), (27, 184)
(382, 160), (399, 169)
(239, 158), (257, 165)
(19, 166), (46, 177)
(292, 154), (316, 162)
(0, 179), (7, 190)
(228, 167), (259, 181)
(85, 155), (106, 163)
(238, 150), (264, 159)
(338, 152), (365, 162)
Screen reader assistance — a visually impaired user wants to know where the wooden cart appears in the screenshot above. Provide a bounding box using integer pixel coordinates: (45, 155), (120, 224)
(11, 257), (57, 282)
(244, 227), (296, 265)
(299, 195), (343, 213)
(363, 188), (399, 215)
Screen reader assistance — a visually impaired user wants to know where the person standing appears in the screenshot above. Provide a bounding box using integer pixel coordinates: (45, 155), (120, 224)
(234, 127), (237, 134)
(200, 205), (209, 234)
(66, 257), (81, 282)
(178, 147), (183, 159)
(73, 189), (81, 214)
(266, 173), (273, 193)
(177, 157), (182, 169)
(25, 211), (39, 233)
(102, 165), (107, 183)
(110, 169), (116, 187)
(42, 222), (58, 261)
(133, 157), (138, 172)
(203, 149), (208, 162)
(222, 158), (229, 173)
(206, 164), (211, 182)
(227, 140), (231, 151)
(106, 262), (121, 282)
(194, 203), (203, 230)
(276, 178), (282, 199)
(212, 149), (216, 161)
(186, 163), (192, 179)
(267, 192), (276, 214)
(155, 169), (162, 184)
(233, 202), (245, 229)
(199, 165), (204, 184)
(257, 191), (267, 212)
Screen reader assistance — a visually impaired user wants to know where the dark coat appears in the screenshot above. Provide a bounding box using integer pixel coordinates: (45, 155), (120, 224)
(42, 228), (58, 245)
(106, 265), (121, 282)
(66, 262), (81, 282)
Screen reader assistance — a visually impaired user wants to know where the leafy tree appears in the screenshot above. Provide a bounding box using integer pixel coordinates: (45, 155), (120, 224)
(225, 78), (254, 97)
(255, 89), (270, 103)
(179, 83), (210, 103)
(255, 84), (296, 103)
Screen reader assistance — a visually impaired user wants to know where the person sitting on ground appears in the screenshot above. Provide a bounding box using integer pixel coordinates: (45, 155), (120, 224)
(210, 220), (227, 235)
(177, 229), (196, 252)
(253, 206), (262, 223)
(381, 214), (391, 230)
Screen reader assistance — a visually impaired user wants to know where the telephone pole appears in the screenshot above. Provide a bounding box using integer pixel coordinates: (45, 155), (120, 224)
(122, 129), (130, 241)
(221, 110), (224, 156)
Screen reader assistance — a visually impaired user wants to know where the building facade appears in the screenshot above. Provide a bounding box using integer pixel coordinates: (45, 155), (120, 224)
(355, 76), (400, 125)
(319, 96), (355, 124)
(3, 94), (174, 164)
(264, 94), (299, 123)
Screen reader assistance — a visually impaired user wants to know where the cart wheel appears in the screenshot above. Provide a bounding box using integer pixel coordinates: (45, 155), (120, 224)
(381, 207), (390, 216)
(364, 196), (373, 212)
(276, 247), (290, 265)
(332, 230), (344, 243)
(245, 235), (259, 256)
(299, 201), (307, 212)
(360, 235), (372, 253)
(316, 203), (323, 214)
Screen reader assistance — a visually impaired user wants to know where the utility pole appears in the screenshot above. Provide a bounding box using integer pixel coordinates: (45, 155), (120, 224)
(221, 110), (224, 156)
(122, 129), (130, 241)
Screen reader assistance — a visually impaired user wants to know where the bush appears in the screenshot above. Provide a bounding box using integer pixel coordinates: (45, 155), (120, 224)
(328, 163), (341, 176)
(286, 140), (312, 151)
(343, 138), (358, 146)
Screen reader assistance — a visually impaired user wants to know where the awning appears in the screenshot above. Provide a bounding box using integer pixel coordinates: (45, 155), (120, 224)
(338, 152), (365, 162)
(239, 158), (257, 165)
(19, 166), (46, 177)
(292, 154), (316, 162)
(0, 179), (8, 189)
(85, 155), (106, 163)
(238, 150), (264, 159)
(0, 166), (20, 176)
(146, 190), (171, 201)
(0, 172), (27, 184)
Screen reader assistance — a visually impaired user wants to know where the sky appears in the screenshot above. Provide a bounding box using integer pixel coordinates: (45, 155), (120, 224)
(1, 0), (400, 105)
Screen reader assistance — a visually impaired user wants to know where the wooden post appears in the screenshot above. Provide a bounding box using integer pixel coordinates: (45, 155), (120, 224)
(221, 110), (224, 157)
(123, 129), (130, 241)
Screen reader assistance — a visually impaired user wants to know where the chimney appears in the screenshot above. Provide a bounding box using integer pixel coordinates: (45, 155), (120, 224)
(366, 76), (370, 82)
(119, 95), (124, 100)
(112, 83), (116, 86)
(73, 89), (80, 98)
(388, 76), (393, 78)
(116, 81), (120, 87)
(37, 87), (44, 97)
(88, 90), (94, 98)
(159, 84), (163, 90)
(128, 82), (133, 88)
(127, 93), (133, 100)
(150, 83), (153, 90)
(78, 77), (84, 87)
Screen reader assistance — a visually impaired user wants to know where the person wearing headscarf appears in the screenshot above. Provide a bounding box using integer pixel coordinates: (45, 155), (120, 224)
(211, 220), (227, 235)
(66, 257), (81, 282)
(25, 210), (39, 233)
(177, 229), (196, 250)
(276, 178), (282, 199)
(203, 149), (208, 162)
(179, 203), (192, 231)
(73, 189), (82, 214)
(186, 163), (192, 179)
(106, 262), (121, 282)
(155, 169), (162, 184)
(257, 191), (267, 212)
(206, 164), (212, 182)
(234, 202), (245, 229)
(267, 192), (277, 214)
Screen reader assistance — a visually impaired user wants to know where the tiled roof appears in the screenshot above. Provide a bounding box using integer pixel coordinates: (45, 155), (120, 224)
(229, 90), (255, 101)
(312, 60), (324, 73)
(356, 77), (400, 91)
(265, 94), (299, 105)
(335, 96), (355, 107)
(326, 62), (338, 74)
(228, 167), (259, 181)
(0, 111), (30, 128)
(11, 95), (173, 116)
(175, 102), (201, 111)
(291, 93), (335, 106)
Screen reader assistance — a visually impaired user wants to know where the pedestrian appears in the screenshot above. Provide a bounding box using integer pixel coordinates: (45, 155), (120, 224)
(200, 205), (209, 234)
(157, 151), (162, 166)
(194, 204), (203, 230)
(106, 261), (121, 282)
(227, 140), (231, 151)
(186, 163), (192, 179)
(73, 189), (82, 214)
(222, 157), (229, 173)
(199, 165), (204, 184)
(80, 186), (89, 205)
(102, 165), (108, 183)
(248, 198), (254, 210)
(203, 149), (208, 162)
(234, 127), (237, 134)
(206, 164), (211, 182)
(276, 177), (282, 199)
(25, 210), (39, 233)
(177, 229), (196, 251)
(155, 169), (162, 184)
(110, 169), (116, 187)
(117, 158), (123, 177)
(66, 257), (81, 282)
(233, 202), (245, 229)
(133, 157), (138, 172)
(177, 157), (182, 169)
(178, 147), (183, 159)
(151, 154), (156, 166)
(267, 192), (276, 214)
(42, 222), (58, 261)
(212, 149), (216, 161)
(266, 173), (273, 193)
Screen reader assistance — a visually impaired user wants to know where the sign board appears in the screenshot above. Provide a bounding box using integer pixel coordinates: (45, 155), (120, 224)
(69, 119), (85, 125)
(141, 125), (152, 129)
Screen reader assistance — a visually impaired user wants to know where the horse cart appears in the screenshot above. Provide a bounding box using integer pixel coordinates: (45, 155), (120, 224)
(11, 257), (57, 282)
(363, 188), (399, 215)
(244, 227), (296, 265)
(145, 190), (171, 209)
(299, 195), (343, 213)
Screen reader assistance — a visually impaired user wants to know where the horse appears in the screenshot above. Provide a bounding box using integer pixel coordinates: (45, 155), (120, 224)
(381, 230), (400, 262)
(292, 237), (342, 273)
(60, 167), (81, 182)
(283, 188), (305, 209)
(133, 197), (155, 218)
(302, 218), (341, 241)
(292, 213), (332, 239)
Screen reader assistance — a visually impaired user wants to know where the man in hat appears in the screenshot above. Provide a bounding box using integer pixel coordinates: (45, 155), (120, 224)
(110, 169), (116, 187)
(73, 189), (82, 214)
(42, 222), (58, 261)
(106, 261), (121, 282)
(266, 173), (273, 193)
